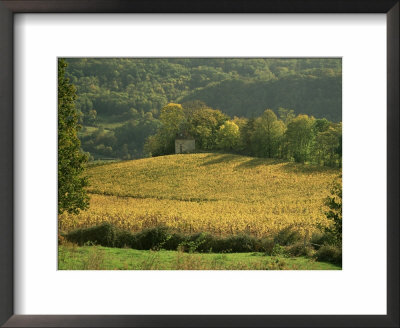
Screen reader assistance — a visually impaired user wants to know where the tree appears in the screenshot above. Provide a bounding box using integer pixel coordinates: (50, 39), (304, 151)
(159, 103), (186, 153)
(58, 59), (89, 214)
(215, 121), (240, 151)
(313, 118), (330, 133)
(232, 116), (248, 152)
(277, 107), (295, 125)
(114, 117), (160, 158)
(160, 103), (186, 136)
(85, 109), (97, 126)
(240, 118), (256, 155)
(144, 103), (186, 156)
(251, 109), (285, 158)
(324, 175), (342, 246)
(285, 114), (315, 163)
(187, 107), (228, 150)
(313, 124), (341, 167)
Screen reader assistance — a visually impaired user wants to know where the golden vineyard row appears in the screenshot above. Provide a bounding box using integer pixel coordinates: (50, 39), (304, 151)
(59, 154), (341, 237)
(58, 194), (332, 237)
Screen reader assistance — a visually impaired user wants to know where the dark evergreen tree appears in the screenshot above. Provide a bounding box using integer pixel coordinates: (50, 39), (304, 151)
(58, 59), (89, 214)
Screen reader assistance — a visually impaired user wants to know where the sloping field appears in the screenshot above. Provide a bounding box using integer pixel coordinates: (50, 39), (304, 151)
(59, 153), (340, 237)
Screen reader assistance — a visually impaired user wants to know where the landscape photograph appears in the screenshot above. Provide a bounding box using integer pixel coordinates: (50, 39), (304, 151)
(58, 58), (342, 270)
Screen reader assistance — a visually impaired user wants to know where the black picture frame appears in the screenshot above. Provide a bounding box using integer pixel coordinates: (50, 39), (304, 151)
(0, 1), (398, 327)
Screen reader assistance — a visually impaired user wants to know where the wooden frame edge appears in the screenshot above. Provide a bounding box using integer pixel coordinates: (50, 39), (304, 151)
(0, 1), (398, 327)
(0, 0), (14, 327)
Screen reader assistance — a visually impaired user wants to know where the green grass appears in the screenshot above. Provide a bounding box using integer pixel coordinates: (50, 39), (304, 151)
(78, 125), (99, 137)
(78, 124), (116, 138)
(58, 245), (341, 270)
(99, 122), (125, 130)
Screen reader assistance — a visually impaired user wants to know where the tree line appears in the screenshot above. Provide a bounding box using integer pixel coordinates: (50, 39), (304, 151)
(146, 101), (341, 167)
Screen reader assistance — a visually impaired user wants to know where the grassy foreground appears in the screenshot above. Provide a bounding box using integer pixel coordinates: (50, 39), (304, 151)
(58, 245), (340, 270)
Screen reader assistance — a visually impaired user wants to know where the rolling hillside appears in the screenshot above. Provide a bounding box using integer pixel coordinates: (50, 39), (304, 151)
(178, 76), (341, 121)
(65, 58), (342, 122)
(59, 153), (340, 237)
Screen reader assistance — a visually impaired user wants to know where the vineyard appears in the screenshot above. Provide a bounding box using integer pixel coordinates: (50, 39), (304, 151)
(59, 153), (341, 238)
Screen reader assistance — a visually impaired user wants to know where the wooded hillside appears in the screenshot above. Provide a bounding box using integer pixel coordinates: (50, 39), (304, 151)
(64, 58), (341, 160)
(65, 58), (342, 122)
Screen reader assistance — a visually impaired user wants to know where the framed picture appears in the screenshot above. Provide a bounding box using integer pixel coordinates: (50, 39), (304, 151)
(0, 0), (398, 327)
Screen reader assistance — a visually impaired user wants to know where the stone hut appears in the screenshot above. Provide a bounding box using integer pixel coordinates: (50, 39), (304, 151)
(175, 132), (195, 154)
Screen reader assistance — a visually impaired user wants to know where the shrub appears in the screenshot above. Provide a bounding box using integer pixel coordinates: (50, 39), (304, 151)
(185, 233), (256, 253)
(178, 240), (203, 253)
(254, 237), (275, 254)
(224, 234), (257, 253)
(114, 229), (137, 248)
(287, 242), (315, 257)
(187, 232), (218, 252)
(271, 244), (287, 257)
(163, 232), (187, 251)
(274, 227), (302, 246)
(310, 232), (324, 249)
(314, 245), (342, 265)
(66, 222), (117, 247)
(310, 231), (335, 249)
(65, 224), (327, 259)
(324, 176), (342, 246)
(134, 226), (171, 250)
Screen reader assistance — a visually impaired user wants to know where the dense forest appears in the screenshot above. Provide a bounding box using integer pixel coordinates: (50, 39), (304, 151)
(64, 58), (341, 161)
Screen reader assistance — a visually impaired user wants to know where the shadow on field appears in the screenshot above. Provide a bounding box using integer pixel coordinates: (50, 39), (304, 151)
(200, 153), (241, 166)
(235, 158), (283, 170)
(199, 153), (340, 174)
(281, 162), (339, 174)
